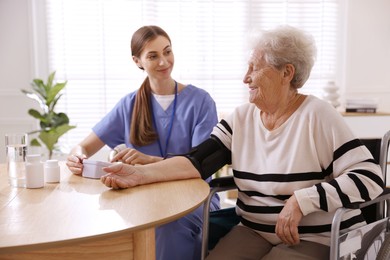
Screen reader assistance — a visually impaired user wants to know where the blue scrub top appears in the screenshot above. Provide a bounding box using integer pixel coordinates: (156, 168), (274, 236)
(93, 84), (218, 157)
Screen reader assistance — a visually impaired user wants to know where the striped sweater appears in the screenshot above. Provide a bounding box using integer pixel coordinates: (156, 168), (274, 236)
(211, 95), (384, 246)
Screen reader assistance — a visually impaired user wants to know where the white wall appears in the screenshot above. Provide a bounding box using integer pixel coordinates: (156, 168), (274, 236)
(1, 0), (390, 163)
(343, 0), (390, 112)
(0, 0), (37, 163)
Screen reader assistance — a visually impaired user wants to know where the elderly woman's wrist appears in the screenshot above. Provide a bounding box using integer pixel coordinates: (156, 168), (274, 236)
(153, 156), (164, 163)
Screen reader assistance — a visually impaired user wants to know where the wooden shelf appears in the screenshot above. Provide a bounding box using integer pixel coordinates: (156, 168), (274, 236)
(341, 111), (390, 117)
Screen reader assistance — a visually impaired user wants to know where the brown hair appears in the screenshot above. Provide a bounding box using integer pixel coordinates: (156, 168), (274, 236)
(130, 25), (172, 146)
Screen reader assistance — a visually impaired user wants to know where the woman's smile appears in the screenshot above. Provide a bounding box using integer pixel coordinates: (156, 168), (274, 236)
(158, 67), (171, 73)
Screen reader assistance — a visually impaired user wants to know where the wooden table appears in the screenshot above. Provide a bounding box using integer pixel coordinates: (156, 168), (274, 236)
(0, 163), (209, 259)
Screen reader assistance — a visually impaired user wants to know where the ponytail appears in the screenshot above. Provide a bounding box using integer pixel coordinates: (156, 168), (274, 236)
(130, 77), (158, 146)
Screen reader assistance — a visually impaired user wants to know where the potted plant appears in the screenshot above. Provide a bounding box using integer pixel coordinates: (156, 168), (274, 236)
(21, 71), (76, 159)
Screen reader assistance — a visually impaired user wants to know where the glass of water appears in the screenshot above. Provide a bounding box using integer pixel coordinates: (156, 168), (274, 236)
(5, 133), (28, 187)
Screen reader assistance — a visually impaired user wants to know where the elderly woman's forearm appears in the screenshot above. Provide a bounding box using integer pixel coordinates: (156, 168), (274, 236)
(136, 156), (201, 184)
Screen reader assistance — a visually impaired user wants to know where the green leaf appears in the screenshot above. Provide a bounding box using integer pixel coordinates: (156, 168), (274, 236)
(38, 124), (76, 152)
(46, 82), (67, 106)
(51, 112), (70, 127)
(28, 109), (44, 120)
(30, 138), (41, 147)
(21, 89), (33, 95)
(39, 112), (55, 128)
(31, 79), (47, 99)
(50, 94), (63, 111)
(46, 71), (56, 93)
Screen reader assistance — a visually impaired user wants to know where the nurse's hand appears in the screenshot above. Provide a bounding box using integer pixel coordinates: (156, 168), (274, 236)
(101, 162), (144, 189)
(66, 154), (87, 175)
(111, 148), (163, 165)
(275, 195), (303, 246)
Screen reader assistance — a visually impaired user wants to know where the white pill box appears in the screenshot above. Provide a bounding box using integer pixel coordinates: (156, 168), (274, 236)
(82, 159), (112, 179)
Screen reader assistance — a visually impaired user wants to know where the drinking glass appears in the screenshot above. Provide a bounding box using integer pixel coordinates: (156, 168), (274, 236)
(5, 133), (28, 187)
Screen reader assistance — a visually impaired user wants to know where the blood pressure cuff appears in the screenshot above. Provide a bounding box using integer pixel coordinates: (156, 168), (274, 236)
(183, 135), (232, 180)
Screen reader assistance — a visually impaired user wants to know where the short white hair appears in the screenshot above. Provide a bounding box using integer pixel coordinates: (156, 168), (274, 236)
(250, 25), (317, 89)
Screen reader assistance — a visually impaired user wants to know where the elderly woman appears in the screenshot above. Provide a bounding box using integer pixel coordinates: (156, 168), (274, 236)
(100, 25), (384, 259)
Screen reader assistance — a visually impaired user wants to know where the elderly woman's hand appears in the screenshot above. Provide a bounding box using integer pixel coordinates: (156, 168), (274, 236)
(111, 148), (163, 165)
(100, 162), (144, 189)
(66, 154), (87, 175)
(275, 195), (303, 246)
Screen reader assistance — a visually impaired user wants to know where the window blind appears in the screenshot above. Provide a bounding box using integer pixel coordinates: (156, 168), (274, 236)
(43, 0), (343, 150)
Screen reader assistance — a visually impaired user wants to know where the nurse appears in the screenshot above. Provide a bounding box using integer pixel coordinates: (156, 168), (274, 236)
(66, 25), (220, 260)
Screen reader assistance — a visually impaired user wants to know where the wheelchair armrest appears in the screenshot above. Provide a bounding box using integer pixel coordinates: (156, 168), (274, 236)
(343, 188), (390, 209)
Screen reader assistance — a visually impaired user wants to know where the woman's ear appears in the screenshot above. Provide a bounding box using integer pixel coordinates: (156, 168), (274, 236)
(283, 64), (295, 82)
(132, 56), (143, 70)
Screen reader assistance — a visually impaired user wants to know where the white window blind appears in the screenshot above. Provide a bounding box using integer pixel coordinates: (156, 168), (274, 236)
(42, 0), (343, 150)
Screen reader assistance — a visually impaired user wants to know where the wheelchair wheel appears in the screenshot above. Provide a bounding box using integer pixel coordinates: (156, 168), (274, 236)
(376, 234), (390, 260)
(354, 221), (386, 260)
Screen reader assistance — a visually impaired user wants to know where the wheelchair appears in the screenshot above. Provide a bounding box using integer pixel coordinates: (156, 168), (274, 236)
(201, 130), (390, 260)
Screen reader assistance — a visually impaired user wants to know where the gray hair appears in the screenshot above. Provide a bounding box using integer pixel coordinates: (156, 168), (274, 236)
(250, 25), (317, 89)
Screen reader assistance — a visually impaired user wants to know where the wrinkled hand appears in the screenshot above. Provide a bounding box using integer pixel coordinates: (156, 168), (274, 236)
(100, 162), (143, 189)
(275, 195), (303, 245)
(111, 148), (161, 165)
(66, 154), (87, 175)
